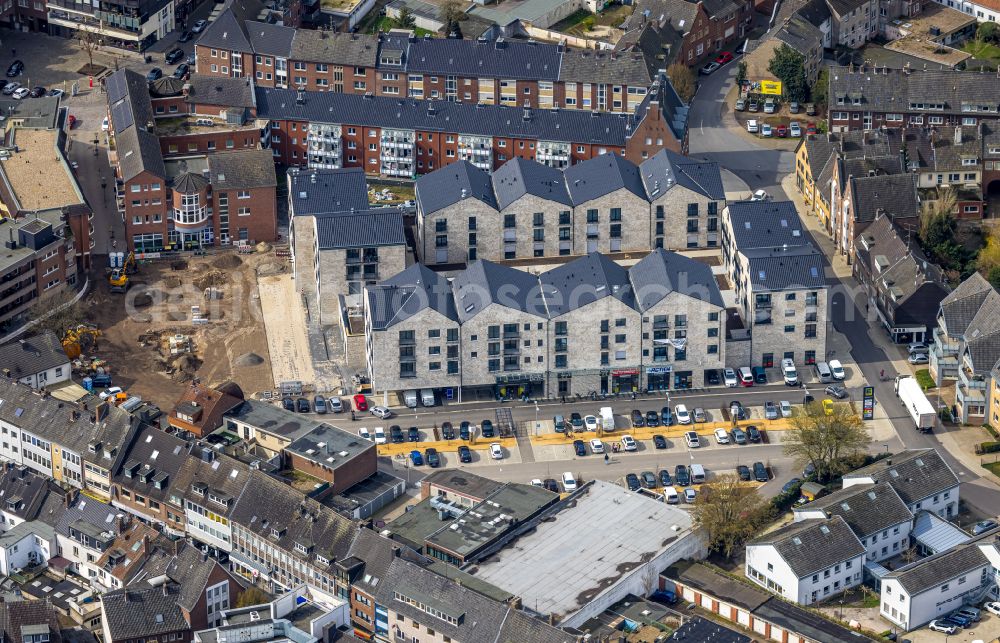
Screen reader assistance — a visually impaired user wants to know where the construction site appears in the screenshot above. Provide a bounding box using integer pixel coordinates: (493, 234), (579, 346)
(68, 246), (298, 407)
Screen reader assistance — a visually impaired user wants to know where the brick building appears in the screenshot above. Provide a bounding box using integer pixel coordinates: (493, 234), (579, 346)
(195, 11), (653, 113)
(619, 0), (754, 68)
(282, 424), (377, 493)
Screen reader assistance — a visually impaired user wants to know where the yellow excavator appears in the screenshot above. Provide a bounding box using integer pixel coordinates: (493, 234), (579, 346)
(62, 325), (101, 359)
(108, 251), (137, 293)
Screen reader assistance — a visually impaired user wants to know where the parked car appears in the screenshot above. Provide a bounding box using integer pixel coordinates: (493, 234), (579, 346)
(553, 415), (566, 433)
(789, 121), (801, 137)
(908, 342), (929, 355)
(165, 48), (185, 64)
(746, 119), (759, 134)
(641, 471), (657, 488)
(490, 443), (504, 459)
(573, 439), (587, 456)
(908, 353), (929, 364)
(352, 394), (368, 411)
(645, 410), (660, 427)
(458, 445), (472, 463)
(389, 425), (403, 443)
(713, 428), (729, 444)
(653, 434), (667, 449)
(700, 61), (721, 75)
(409, 450), (423, 466)
(173, 63), (190, 79)
(761, 123), (772, 137)
(685, 431), (701, 448)
(5, 60), (23, 77)
(178, 30), (193, 42)
(675, 405), (691, 424)
(29, 86), (45, 98)
(145, 67), (163, 82)
(191, 18), (208, 32)
(460, 421), (471, 440)
(570, 412), (584, 430)
(825, 385), (848, 399)
(329, 397), (343, 413)
(371, 406), (392, 419)
(822, 399), (835, 416)
(763, 98), (777, 114)
(373, 427), (386, 444)
(806, 121), (817, 135)
(928, 620), (958, 634)
(481, 419), (495, 438)
(984, 601), (1000, 616)
(295, 397), (310, 413)
(440, 422), (455, 440)
(425, 448), (441, 468)
(735, 98), (746, 111)
(731, 427), (747, 445)
(753, 461), (769, 482)
(674, 464), (691, 486)
(775, 124), (788, 138)
(630, 409), (645, 427)
(789, 101), (800, 113)
(805, 103), (817, 115)
(746, 425), (761, 442)
(590, 439), (604, 454)
(621, 434), (638, 451)
(358, 427), (371, 441)
(625, 473), (641, 491)
(715, 51), (734, 64)
(407, 427), (420, 442)
(584, 415), (599, 431)
(724, 368), (738, 387)
(954, 606), (981, 622)
(802, 462), (816, 479)
(693, 407), (707, 423)
(658, 469), (672, 486)
(562, 471), (578, 491)
(11, 87), (29, 99)
(313, 396), (327, 414)
(281, 397), (294, 411)
(684, 488), (697, 503)
(730, 401), (747, 420)
(781, 478), (802, 494)
(706, 370), (721, 385)
(737, 465), (752, 481)
(101, 116), (109, 131)
(943, 613), (971, 627)
(543, 478), (560, 493)
(660, 406), (673, 426)
(973, 519), (998, 534)
(829, 359), (846, 380)
(747, 99), (759, 112)
(779, 400), (792, 418)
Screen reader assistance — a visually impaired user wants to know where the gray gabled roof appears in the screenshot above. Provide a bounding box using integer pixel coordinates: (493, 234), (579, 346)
(315, 210), (405, 250)
(962, 290), (1000, 373)
(367, 264), (458, 330)
(399, 36), (561, 81)
(415, 161), (498, 216)
(244, 20), (294, 57)
(206, 149), (276, 190)
(849, 173), (919, 223)
(101, 585), (189, 640)
(292, 30), (378, 67)
(843, 449), (959, 507)
(750, 515), (865, 578)
(452, 260), (547, 322)
(939, 272), (994, 337)
(0, 331), (69, 380)
(183, 74), (254, 108)
(289, 167), (370, 216)
(639, 149), (725, 201)
(794, 482), (913, 539)
(828, 66), (1000, 116)
(540, 252), (636, 317)
(884, 542), (988, 595)
(194, 0), (258, 52)
(492, 158), (571, 211)
(564, 153), (646, 205)
(558, 49), (651, 86)
(726, 201), (807, 250)
(106, 69), (165, 182)
(746, 247), (826, 292)
(628, 248), (724, 310)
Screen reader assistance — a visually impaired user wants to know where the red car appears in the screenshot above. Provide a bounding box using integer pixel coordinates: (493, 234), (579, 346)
(806, 122), (817, 135)
(352, 394), (368, 412)
(775, 125), (788, 138)
(67, 114), (76, 129)
(715, 51), (734, 65)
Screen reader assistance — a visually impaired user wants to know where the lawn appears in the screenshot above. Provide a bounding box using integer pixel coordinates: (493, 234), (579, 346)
(963, 39), (1000, 64)
(550, 3), (633, 36)
(364, 15), (434, 36)
(983, 460), (1000, 480)
(915, 368), (936, 390)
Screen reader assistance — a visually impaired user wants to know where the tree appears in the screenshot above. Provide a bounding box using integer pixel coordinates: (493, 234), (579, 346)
(441, 0), (465, 25)
(783, 402), (870, 483)
(667, 63), (696, 103)
(397, 6), (415, 28)
(692, 474), (773, 559)
(735, 61), (747, 88)
(768, 44), (809, 103)
(78, 30), (99, 70)
(26, 289), (83, 339)
(918, 187), (972, 274)
(810, 67), (828, 108)
(978, 22), (1000, 44)
(235, 587), (270, 608)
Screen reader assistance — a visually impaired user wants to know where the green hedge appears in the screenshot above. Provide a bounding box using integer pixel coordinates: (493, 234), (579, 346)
(976, 441), (1000, 455)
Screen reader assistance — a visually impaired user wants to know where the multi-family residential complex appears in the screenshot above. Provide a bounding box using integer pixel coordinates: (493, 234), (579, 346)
(365, 249), (727, 399)
(619, 0), (754, 68)
(721, 200), (828, 368)
(414, 150), (725, 264)
(195, 9), (653, 112)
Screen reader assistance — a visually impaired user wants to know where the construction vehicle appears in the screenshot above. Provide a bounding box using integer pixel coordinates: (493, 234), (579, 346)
(62, 325), (101, 359)
(108, 251), (137, 293)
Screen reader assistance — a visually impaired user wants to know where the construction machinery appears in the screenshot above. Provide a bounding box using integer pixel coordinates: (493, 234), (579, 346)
(108, 251), (137, 293)
(62, 325), (101, 359)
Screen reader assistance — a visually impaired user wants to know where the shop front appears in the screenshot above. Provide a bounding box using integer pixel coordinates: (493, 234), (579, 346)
(495, 373), (544, 400)
(604, 368), (639, 394)
(646, 366), (672, 392)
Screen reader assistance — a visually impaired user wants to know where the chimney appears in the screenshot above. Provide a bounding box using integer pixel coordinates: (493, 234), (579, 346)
(117, 513), (131, 534)
(96, 401), (109, 423)
(63, 488), (77, 508)
(955, 126), (962, 145)
(310, 173), (316, 184)
(295, 89), (305, 106)
(173, 538), (183, 557)
(522, 102), (531, 121)
(427, 102), (436, 116)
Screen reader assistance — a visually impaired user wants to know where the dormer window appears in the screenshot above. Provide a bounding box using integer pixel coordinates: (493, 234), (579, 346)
(191, 482), (207, 496)
(316, 554), (330, 566)
(295, 542), (310, 555)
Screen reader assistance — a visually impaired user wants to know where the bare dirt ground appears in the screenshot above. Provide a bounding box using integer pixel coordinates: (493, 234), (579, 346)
(258, 273), (316, 387)
(80, 249), (290, 408)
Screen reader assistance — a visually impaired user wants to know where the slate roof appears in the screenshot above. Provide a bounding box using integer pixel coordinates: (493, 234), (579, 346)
(0, 331), (69, 380)
(112, 426), (190, 505)
(749, 515), (865, 578)
(802, 137), (837, 183)
(775, 13), (824, 56)
(314, 210), (406, 250)
(639, 149), (725, 201)
(628, 248), (725, 310)
(962, 290), (1000, 372)
(885, 542), (989, 595)
(366, 264), (458, 330)
(49, 493), (119, 542)
(254, 88), (634, 147)
(491, 158), (571, 211)
(746, 248), (825, 291)
(230, 470), (357, 565)
(244, 20), (294, 57)
(726, 200), (807, 249)
(184, 74), (255, 108)
(106, 69), (165, 182)
(624, 0), (698, 38)
(401, 37), (561, 81)
(173, 450), (250, 518)
(0, 465), (55, 524)
(193, 0), (259, 52)
(290, 167), (370, 216)
(828, 66), (1000, 115)
(291, 30), (378, 66)
(171, 172), (208, 194)
(116, 127), (166, 183)
(206, 149), (276, 190)
(540, 252), (636, 317)
(131, 541), (240, 613)
(0, 600), (62, 643)
(564, 153), (646, 204)
(452, 260), (547, 322)
(342, 528), (400, 596)
(844, 449), (959, 506)
(849, 173), (919, 223)
(558, 49), (651, 86)
(149, 76), (186, 98)
(939, 272), (994, 336)
(415, 161), (498, 216)
(101, 585), (190, 640)
(794, 482), (912, 538)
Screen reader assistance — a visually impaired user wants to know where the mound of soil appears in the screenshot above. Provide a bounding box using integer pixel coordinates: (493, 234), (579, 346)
(132, 292), (154, 308)
(162, 276), (182, 288)
(235, 352), (264, 367)
(213, 254), (243, 270)
(194, 271), (227, 290)
(171, 261), (188, 271)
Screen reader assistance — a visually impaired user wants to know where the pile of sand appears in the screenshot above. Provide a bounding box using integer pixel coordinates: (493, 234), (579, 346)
(234, 352), (264, 367)
(213, 254), (243, 270)
(194, 271), (227, 290)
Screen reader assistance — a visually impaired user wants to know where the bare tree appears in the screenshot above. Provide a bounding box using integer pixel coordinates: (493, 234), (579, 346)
(79, 30), (100, 70)
(667, 63), (696, 103)
(783, 402), (870, 482)
(692, 474), (774, 559)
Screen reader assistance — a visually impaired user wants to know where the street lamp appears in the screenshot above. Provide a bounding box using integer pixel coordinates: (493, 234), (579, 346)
(534, 402), (540, 437)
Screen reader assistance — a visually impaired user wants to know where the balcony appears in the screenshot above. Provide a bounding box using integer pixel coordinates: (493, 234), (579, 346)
(172, 206), (209, 232)
(47, 11), (141, 40)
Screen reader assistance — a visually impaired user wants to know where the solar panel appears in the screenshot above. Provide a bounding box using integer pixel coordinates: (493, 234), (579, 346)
(111, 100), (134, 132)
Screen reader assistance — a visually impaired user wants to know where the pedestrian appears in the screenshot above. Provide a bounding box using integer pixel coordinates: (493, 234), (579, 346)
(351, 410), (356, 421)
(604, 453), (609, 465)
(880, 368), (885, 380)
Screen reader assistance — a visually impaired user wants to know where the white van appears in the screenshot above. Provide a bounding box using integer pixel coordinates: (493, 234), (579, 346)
(403, 390), (418, 408)
(561, 471), (578, 491)
(420, 388), (436, 407)
(815, 361), (833, 382)
(690, 464), (706, 484)
(781, 358), (798, 386)
(663, 486), (679, 504)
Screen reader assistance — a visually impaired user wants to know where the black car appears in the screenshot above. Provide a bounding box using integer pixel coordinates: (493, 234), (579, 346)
(29, 86), (45, 98)
(729, 401), (747, 420)
(146, 67), (163, 82)
(781, 478), (802, 495)
(173, 63), (190, 79)
(645, 410), (660, 427)
(737, 464), (752, 481)
(630, 409), (645, 427)
(803, 392), (815, 404)
(543, 478), (560, 493)
(569, 412), (584, 430)
(5, 60), (23, 77)
(625, 473), (641, 491)
(389, 425), (404, 444)
(281, 397), (295, 411)
(660, 406), (673, 426)
(653, 434), (667, 449)
(459, 421), (471, 440)
(573, 439), (587, 456)
(165, 48), (185, 64)
(706, 369), (721, 386)
(746, 425), (762, 443)
(674, 465), (691, 486)
(641, 471), (657, 488)
(178, 30), (193, 42)
(481, 419), (495, 438)
(457, 445), (472, 463)
(295, 397), (310, 413)
(441, 422), (455, 440)
(658, 469), (672, 486)
(407, 427), (420, 442)
(424, 448), (440, 468)
(753, 461), (769, 482)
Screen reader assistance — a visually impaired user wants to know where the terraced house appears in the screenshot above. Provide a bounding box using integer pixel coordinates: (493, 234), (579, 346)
(195, 9), (653, 113)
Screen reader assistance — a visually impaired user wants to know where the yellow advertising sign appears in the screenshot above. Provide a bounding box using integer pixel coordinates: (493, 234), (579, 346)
(760, 80), (783, 95)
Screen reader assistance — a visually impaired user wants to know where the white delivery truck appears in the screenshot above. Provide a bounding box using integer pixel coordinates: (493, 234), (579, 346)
(896, 375), (936, 432)
(600, 406), (615, 432)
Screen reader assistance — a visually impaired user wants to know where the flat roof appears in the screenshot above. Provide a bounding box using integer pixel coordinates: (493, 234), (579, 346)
(884, 36), (970, 67)
(470, 480), (693, 621)
(1, 129), (83, 212)
(224, 400), (323, 442)
(285, 423), (374, 467)
(325, 470), (403, 512)
(891, 2), (976, 36)
(17, 573), (89, 612)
